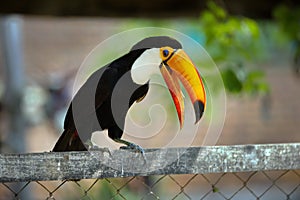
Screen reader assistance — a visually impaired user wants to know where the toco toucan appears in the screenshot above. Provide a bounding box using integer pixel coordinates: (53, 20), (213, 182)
(52, 36), (206, 153)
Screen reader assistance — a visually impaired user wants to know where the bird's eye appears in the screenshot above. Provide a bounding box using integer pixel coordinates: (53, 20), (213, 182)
(163, 49), (169, 57)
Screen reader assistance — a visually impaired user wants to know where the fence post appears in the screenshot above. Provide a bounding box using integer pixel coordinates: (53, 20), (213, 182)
(0, 15), (32, 199)
(1, 15), (26, 153)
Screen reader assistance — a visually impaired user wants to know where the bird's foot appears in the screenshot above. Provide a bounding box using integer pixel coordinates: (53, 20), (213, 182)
(121, 143), (147, 164)
(114, 139), (146, 164)
(120, 142), (145, 154)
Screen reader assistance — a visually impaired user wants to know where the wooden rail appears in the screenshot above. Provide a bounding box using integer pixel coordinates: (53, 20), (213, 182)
(1, 143), (300, 182)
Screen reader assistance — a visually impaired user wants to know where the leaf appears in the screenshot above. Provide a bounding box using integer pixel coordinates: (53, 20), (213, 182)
(207, 1), (227, 20)
(221, 68), (243, 93)
(243, 18), (260, 39)
(247, 70), (265, 81)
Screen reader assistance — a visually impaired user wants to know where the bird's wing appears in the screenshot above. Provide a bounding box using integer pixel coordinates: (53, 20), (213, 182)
(63, 66), (118, 130)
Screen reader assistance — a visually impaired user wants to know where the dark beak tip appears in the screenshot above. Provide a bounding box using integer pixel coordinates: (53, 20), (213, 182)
(193, 100), (205, 123)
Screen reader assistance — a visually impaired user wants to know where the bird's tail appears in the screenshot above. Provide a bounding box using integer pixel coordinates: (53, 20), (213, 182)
(52, 129), (87, 152)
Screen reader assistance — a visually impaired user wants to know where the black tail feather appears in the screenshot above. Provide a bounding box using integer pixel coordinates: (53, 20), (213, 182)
(52, 129), (87, 152)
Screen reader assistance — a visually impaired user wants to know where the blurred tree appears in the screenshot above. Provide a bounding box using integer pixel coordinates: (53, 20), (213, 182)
(273, 4), (300, 75)
(199, 1), (269, 95)
(118, 1), (270, 96)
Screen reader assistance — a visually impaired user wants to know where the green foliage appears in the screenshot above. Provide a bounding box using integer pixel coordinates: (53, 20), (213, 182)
(221, 68), (242, 93)
(221, 65), (268, 95)
(200, 2), (261, 62)
(273, 5), (300, 42)
(200, 1), (269, 95)
(117, 1), (270, 96)
(273, 4), (300, 67)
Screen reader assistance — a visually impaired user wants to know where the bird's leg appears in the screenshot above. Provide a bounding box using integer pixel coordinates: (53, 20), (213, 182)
(114, 138), (144, 153)
(114, 138), (146, 162)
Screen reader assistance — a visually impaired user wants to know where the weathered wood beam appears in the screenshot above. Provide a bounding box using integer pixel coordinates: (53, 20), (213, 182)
(1, 143), (300, 182)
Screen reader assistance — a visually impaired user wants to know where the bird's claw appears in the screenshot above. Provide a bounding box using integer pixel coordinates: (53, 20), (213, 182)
(120, 143), (147, 164)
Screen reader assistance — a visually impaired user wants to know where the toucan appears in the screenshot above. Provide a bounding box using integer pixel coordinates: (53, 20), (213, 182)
(52, 36), (206, 153)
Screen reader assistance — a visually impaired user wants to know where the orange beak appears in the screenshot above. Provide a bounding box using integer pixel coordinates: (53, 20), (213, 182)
(159, 47), (206, 128)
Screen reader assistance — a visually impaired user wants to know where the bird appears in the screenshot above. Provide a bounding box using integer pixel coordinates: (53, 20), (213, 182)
(52, 36), (206, 153)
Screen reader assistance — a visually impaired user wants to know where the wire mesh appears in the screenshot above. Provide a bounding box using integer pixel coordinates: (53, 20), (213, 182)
(1, 170), (300, 200)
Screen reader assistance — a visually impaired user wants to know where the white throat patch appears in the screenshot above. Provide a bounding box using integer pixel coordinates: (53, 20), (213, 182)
(131, 48), (161, 85)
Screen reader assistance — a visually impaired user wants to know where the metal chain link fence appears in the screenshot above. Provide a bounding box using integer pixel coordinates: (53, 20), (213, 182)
(1, 170), (300, 200)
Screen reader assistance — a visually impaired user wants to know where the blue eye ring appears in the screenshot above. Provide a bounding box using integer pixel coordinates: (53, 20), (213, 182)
(163, 49), (169, 57)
